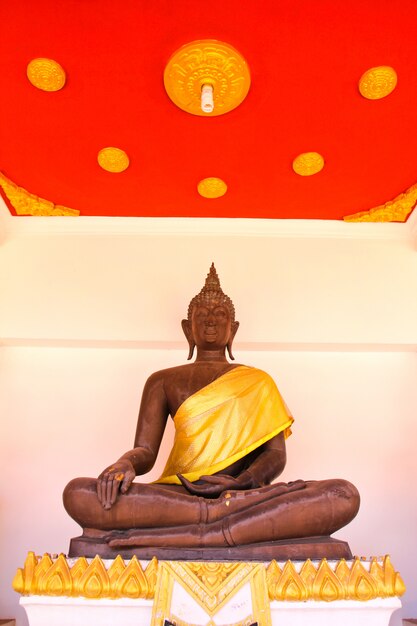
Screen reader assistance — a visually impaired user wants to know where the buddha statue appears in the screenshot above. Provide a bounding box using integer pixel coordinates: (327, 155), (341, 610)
(64, 264), (360, 560)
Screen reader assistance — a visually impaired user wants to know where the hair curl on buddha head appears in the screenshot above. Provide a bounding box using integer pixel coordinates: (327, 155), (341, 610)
(187, 263), (235, 321)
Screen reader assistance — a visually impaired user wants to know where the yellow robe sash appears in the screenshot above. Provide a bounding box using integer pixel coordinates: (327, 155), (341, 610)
(156, 365), (293, 484)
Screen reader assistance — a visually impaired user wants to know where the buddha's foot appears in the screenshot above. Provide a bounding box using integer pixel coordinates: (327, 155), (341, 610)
(108, 522), (227, 549)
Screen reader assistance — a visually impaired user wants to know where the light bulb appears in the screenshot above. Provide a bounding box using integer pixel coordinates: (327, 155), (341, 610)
(201, 84), (214, 113)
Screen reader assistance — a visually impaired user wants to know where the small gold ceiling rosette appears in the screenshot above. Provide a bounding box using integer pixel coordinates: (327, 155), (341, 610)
(293, 152), (324, 177)
(164, 39), (251, 116)
(198, 177), (228, 198)
(359, 66), (397, 100)
(27, 58), (66, 92)
(98, 147), (130, 173)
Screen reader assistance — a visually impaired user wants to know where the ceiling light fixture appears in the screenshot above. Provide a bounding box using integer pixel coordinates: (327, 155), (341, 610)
(164, 40), (250, 117)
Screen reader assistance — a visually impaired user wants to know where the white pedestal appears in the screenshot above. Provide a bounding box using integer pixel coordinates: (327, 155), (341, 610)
(20, 596), (153, 626)
(21, 595), (402, 626)
(270, 598), (402, 626)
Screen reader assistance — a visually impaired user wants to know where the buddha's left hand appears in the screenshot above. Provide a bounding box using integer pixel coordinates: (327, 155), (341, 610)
(177, 472), (253, 497)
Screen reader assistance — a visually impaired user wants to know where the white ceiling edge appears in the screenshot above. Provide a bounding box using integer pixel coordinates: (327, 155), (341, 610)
(1, 338), (416, 352)
(0, 196), (415, 242)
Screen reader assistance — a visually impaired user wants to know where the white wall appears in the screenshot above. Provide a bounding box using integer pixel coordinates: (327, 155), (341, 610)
(0, 205), (416, 624)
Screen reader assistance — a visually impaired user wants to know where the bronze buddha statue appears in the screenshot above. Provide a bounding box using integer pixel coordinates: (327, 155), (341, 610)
(64, 264), (359, 559)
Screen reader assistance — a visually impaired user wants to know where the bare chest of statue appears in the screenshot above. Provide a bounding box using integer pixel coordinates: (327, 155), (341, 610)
(163, 362), (241, 418)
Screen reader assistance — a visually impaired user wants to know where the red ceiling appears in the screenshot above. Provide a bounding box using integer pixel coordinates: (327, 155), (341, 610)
(1, 1), (417, 220)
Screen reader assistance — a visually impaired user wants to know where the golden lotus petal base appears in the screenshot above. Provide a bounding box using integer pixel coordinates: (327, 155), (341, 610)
(359, 66), (397, 100)
(13, 552), (405, 602)
(198, 177), (228, 198)
(27, 58), (66, 92)
(344, 182), (417, 222)
(98, 147), (130, 173)
(164, 39), (251, 116)
(293, 152), (324, 176)
(0, 171), (79, 216)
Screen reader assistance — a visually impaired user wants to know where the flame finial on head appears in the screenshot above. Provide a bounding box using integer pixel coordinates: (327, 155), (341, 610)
(187, 263), (235, 320)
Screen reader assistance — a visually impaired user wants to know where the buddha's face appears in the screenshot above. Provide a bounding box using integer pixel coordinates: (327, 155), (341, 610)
(191, 300), (233, 349)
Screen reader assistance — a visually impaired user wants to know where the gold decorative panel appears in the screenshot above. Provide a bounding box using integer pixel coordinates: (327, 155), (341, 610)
(27, 58), (66, 92)
(164, 39), (251, 116)
(0, 171), (79, 216)
(197, 177), (228, 198)
(344, 182), (417, 222)
(359, 66), (397, 100)
(152, 560), (271, 626)
(97, 147), (130, 173)
(292, 152), (324, 176)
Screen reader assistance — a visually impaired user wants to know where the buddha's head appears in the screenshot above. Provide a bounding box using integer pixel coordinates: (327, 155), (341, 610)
(182, 263), (239, 360)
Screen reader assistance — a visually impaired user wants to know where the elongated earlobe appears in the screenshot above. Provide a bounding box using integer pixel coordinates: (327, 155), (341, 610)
(226, 341), (235, 360)
(226, 321), (240, 361)
(181, 319), (195, 360)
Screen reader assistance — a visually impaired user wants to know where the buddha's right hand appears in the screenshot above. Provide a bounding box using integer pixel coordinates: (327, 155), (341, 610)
(96, 459), (135, 510)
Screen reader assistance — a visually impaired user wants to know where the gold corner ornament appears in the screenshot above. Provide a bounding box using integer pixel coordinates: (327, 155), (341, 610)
(13, 553), (405, 604)
(164, 39), (251, 116)
(359, 66), (397, 100)
(27, 58), (66, 92)
(344, 182), (417, 222)
(292, 152), (324, 176)
(0, 171), (79, 216)
(198, 177), (228, 198)
(97, 147), (130, 173)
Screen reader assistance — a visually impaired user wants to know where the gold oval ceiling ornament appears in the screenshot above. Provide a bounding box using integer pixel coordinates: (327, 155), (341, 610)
(359, 66), (397, 100)
(98, 147), (130, 173)
(27, 58), (66, 92)
(292, 152), (324, 176)
(198, 177), (228, 198)
(164, 40), (251, 116)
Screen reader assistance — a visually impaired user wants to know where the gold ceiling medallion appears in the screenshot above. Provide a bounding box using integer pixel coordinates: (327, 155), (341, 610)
(359, 66), (397, 100)
(27, 58), (66, 92)
(0, 171), (79, 216)
(292, 152), (324, 176)
(164, 39), (251, 116)
(198, 177), (228, 198)
(98, 147), (130, 173)
(344, 182), (417, 222)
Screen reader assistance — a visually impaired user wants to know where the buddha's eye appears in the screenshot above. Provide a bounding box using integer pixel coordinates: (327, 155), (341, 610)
(214, 308), (226, 318)
(196, 308), (208, 318)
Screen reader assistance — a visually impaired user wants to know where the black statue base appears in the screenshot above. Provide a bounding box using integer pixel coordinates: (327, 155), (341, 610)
(68, 534), (352, 561)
